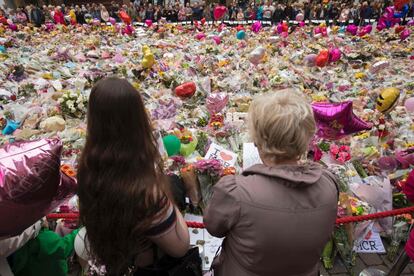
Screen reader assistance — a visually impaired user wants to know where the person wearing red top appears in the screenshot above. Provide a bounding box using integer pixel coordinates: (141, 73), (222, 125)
(403, 169), (414, 260)
(53, 6), (65, 25)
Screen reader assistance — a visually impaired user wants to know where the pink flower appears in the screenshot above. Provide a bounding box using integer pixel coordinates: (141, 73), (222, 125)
(330, 144), (339, 155)
(314, 146), (323, 162)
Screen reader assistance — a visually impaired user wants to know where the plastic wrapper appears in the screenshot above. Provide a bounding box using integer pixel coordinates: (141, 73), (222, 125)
(180, 165), (201, 206)
(0, 138), (77, 237)
(206, 93), (229, 115)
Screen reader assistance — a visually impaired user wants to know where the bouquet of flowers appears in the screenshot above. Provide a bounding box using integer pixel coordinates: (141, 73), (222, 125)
(193, 159), (223, 208)
(58, 91), (88, 118)
(330, 144), (351, 164)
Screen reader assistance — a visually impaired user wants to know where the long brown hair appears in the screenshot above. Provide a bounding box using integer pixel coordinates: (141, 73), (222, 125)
(77, 77), (168, 275)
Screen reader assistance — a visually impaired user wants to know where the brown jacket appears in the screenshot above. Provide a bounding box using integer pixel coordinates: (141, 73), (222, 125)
(203, 163), (338, 276)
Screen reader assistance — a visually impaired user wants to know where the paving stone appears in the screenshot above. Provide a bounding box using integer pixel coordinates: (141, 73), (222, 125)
(402, 263), (413, 274)
(407, 262), (414, 272)
(319, 264), (329, 276)
(370, 265), (389, 273)
(380, 254), (394, 268)
(328, 259), (348, 274)
(359, 254), (384, 266)
(354, 256), (368, 274)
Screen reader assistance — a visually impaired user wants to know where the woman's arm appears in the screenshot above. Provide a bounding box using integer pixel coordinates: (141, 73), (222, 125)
(203, 176), (240, 238)
(147, 206), (190, 258)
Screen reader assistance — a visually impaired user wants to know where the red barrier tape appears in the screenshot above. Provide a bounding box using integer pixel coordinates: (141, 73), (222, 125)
(46, 206), (414, 228)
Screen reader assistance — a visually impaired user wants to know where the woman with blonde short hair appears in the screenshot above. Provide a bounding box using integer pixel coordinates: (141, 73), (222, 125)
(204, 89), (338, 276)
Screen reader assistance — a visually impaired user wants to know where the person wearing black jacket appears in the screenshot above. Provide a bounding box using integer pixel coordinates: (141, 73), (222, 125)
(30, 5), (44, 27)
(171, 4), (179, 22)
(272, 4), (284, 24)
(304, 4), (311, 20)
(284, 4), (294, 20)
(145, 3), (155, 21)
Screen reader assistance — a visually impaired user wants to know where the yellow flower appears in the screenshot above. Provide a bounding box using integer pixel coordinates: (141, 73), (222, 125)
(355, 72), (366, 79)
(312, 94), (327, 102)
(218, 60), (229, 67)
(42, 73), (54, 80)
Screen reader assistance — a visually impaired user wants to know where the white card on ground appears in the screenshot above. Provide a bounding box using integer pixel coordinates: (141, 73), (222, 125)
(243, 143), (263, 170)
(204, 143), (237, 168)
(203, 231), (223, 270)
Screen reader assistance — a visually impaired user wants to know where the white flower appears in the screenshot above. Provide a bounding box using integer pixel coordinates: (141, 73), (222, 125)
(70, 107), (76, 113)
(66, 100), (74, 108)
(77, 102), (84, 109)
(63, 93), (69, 99)
(70, 92), (77, 98)
(57, 98), (64, 103)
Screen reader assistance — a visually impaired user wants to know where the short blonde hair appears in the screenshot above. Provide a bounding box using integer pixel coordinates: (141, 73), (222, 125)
(248, 89), (316, 162)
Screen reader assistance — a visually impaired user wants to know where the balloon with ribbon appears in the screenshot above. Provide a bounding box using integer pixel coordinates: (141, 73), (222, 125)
(213, 6), (227, 21)
(145, 19), (153, 27)
(393, 3), (409, 18)
(329, 48), (341, 63)
(109, 17), (116, 25)
(122, 24), (134, 35)
(119, 10), (132, 25)
(401, 28), (411, 41)
(277, 22), (288, 34)
(346, 24), (358, 36)
(316, 49), (329, 67)
(378, 6), (402, 31)
(395, 0), (409, 10)
(251, 21), (262, 33)
(0, 139), (77, 237)
(206, 93), (229, 114)
(312, 101), (372, 140)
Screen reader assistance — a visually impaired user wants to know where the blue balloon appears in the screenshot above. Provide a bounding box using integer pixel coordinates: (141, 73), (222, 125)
(0, 46), (6, 54)
(2, 120), (20, 135)
(236, 30), (246, 40)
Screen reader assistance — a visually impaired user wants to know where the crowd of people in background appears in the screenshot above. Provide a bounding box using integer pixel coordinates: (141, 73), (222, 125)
(1, 0), (414, 27)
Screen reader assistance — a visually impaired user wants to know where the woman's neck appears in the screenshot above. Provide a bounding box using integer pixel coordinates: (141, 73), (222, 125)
(261, 156), (299, 167)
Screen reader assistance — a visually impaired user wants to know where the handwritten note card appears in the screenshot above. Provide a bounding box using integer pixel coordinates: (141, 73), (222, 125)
(243, 143), (263, 170)
(204, 143), (237, 168)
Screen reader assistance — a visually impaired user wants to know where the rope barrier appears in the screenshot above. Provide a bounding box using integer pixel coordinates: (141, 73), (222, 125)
(46, 206), (414, 228)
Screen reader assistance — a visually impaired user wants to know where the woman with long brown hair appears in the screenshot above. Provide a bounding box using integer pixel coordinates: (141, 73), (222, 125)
(77, 77), (190, 275)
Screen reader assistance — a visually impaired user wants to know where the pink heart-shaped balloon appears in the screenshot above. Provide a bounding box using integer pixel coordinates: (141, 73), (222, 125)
(214, 6), (227, 20)
(145, 19), (153, 27)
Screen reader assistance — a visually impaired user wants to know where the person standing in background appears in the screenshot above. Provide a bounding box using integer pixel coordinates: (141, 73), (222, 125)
(262, 1), (274, 23)
(360, 1), (373, 25)
(272, 3), (284, 23)
(127, 3), (137, 22)
(236, 8), (244, 20)
(338, 3), (350, 26)
(30, 5), (44, 27)
(304, 2), (311, 20)
(178, 4), (186, 21)
(192, 2), (203, 21)
(53, 6), (65, 25)
(15, 8), (27, 24)
(145, 3), (155, 21)
(185, 2), (192, 21)
(256, 1), (263, 20)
